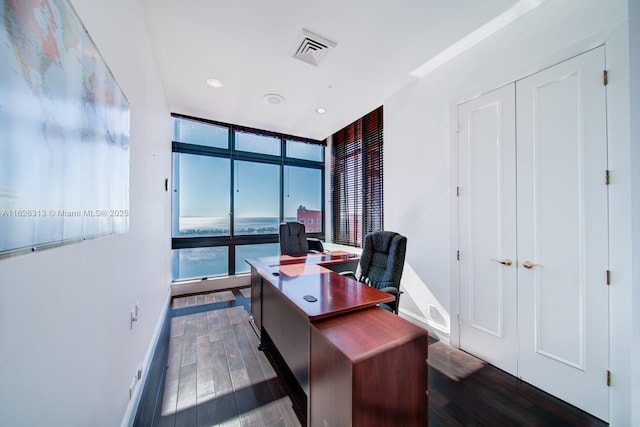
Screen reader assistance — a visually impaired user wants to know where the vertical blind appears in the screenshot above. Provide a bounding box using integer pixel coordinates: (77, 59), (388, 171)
(331, 106), (383, 247)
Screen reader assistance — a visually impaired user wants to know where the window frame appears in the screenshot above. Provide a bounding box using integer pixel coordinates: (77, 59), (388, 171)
(171, 113), (325, 280)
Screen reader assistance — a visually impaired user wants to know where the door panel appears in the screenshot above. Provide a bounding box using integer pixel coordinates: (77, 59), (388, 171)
(516, 46), (609, 420)
(458, 47), (609, 421)
(458, 84), (517, 375)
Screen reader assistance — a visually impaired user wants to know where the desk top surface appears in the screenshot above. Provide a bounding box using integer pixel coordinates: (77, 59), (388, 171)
(246, 253), (394, 321)
(255, 250), (359, 267)
(312, 306), (428, 362)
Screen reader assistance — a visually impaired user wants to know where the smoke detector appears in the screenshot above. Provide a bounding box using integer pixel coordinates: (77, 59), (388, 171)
(291, 28), (337, 67)
(263, 93), (285, 105)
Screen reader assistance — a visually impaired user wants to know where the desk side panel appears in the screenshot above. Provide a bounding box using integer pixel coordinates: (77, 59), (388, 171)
(262, 280), (310, 396)
(352, 335), (428, 427)
(250, 268), (262, 339)
(310, 309), (428, 427)
(310, 326), (353, 427)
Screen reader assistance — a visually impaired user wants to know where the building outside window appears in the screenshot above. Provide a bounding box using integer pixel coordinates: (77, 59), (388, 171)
(297, 205), (322, 234)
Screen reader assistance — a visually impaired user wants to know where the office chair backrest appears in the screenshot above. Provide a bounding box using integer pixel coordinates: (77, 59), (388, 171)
(356, 231), (407, 291)
(279, 221), (310, 255)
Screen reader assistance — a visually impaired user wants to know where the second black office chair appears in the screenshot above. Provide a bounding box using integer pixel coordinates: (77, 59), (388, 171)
(279, 221), (324, 255)
(345, 230), (407, 314)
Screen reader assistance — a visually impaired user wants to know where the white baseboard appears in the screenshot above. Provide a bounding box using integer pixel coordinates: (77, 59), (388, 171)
(170, 274), (251, 296)
(399, 307), (451, 343)
(121, 289), (172, 427)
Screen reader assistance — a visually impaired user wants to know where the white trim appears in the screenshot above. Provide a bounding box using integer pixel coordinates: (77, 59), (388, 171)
(171, 274), (251, 296)
(448, 97), (461, 349)
(120, 289), (172, 427)
(399, 307), (450, 341)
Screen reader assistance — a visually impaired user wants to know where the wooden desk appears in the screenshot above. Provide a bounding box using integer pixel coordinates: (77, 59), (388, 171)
(254, 250), (360, 269)
(311, 307), (428, 426)
(249, 255), (391, 321)
(247, 254), (393, 396)
(247, 251), (362, 338)
(246, 253), (428, 426)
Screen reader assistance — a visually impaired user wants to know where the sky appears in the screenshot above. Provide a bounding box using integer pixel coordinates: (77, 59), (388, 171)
(174, 118), (323, 219)
(177, 153), (321, 218)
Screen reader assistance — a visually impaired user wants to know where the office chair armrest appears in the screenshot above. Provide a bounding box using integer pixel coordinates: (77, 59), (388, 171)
(307, 238), (325, 253)
(379, 286), (402, 295)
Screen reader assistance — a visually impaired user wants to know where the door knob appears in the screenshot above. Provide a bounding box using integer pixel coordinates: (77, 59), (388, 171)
(491, 258), (513, 266)
(522, 260), (543, 269)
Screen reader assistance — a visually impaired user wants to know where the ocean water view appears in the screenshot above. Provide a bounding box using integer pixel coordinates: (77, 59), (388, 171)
(173, 216), (295, 281)
(177, 216), (296, 237)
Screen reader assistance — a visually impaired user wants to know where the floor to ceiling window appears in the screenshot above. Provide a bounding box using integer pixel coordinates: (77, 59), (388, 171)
(171, 114), (324, 281)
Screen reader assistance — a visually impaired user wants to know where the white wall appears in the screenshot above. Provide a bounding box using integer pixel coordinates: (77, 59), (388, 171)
(0, 0), (171, 425)
(384, 0), (633, 423)
(628, 0), (640, 424)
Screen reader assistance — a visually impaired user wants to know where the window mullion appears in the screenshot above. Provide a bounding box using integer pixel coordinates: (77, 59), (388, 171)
(172, 115), (324, 281)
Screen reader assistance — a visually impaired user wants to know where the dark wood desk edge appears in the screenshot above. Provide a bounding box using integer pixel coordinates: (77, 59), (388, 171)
(247, 251), (359, 267)
(247, 258), (394, 321)
(312, 307), (429, 363)
(306, 298), (394, 321)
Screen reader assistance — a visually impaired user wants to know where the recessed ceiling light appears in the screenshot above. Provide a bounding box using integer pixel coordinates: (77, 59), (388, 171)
(263, 93), (286, 105)
(316, 107), (327, 114)
(206, 78), (224, 88)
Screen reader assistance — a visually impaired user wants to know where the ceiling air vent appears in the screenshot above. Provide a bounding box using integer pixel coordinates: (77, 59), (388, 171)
(291, 29), (337, 67)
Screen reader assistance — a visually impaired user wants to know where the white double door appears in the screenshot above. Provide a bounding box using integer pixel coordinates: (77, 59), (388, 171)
(457, 47), (609, 421)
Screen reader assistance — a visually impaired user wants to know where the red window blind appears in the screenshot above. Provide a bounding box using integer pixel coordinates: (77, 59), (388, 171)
(331, 106), (383, 247)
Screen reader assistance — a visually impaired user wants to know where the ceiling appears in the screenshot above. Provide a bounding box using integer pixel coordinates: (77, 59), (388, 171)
(140, 0), (519, 141)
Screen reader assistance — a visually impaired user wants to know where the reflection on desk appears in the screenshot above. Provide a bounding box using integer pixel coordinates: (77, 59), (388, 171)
(252, 260), (394, 321)
(262, 250), (359, 267)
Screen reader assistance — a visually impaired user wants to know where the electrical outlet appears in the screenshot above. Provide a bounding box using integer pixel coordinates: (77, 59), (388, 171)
(130, 303), (141, 330)
(129, 376), (136, 400)
(428, 304), (437, 319)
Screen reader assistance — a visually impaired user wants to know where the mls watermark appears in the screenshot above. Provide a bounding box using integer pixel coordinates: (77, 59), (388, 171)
(1, 209), (129, 217)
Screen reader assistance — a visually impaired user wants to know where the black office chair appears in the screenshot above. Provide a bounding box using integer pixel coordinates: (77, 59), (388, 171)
(344, 230), (407, 314)
(279, 221), (324, 255)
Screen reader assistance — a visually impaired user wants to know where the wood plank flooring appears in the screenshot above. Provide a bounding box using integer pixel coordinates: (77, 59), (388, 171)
(427, 338), (608, 427)
(135, 288), (608, 427)
(137, 288), (300, 426)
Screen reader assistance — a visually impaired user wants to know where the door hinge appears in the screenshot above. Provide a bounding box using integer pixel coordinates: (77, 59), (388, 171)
(456, 186), (460, 197)
(607, 370), (611, 386)
(457, 250), (460, 261)
(457, 314), (462, 325)
(603, 70), (609, 86)
(606, 270), (611, 286)
(605, 170), (610, 185)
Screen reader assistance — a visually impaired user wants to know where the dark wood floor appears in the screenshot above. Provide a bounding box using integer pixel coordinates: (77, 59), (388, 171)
(134, 288), (608, 427)
(427, 338), (608, 427)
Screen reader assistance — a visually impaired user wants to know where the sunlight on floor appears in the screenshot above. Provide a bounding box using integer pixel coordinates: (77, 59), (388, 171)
(427, 341), (485, 381)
